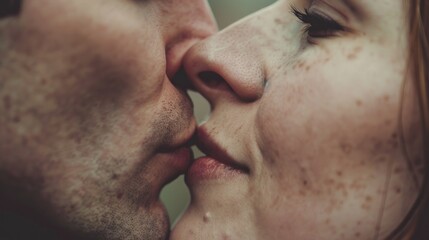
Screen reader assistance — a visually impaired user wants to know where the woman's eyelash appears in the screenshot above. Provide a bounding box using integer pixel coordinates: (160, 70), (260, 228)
(291, 6), (345, 38)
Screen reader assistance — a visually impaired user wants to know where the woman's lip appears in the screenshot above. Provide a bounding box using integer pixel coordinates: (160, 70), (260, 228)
(186, 156), (246, 184)
(195, 127), (249, 173)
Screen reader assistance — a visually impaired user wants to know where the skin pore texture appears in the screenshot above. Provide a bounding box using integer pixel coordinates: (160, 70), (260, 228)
(0, 0), (216, 239)
(172, 0), (424, 240)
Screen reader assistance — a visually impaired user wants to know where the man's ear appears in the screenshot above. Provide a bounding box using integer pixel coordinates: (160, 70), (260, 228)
(0, 0), (22, 19)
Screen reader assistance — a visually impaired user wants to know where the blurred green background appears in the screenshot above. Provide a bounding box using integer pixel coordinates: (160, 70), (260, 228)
(160, 0), (276, 225)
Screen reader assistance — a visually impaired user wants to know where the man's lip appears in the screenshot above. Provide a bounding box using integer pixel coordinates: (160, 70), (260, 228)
(195, 127), (249, 173)
(162, 146), (193, 183)
(139, 146), (192, 201)
(159, 118), (196, 153)
(155, 123), (195, 184)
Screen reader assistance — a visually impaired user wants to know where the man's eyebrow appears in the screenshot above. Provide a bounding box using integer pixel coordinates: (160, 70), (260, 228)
(0, 0), (22, 19)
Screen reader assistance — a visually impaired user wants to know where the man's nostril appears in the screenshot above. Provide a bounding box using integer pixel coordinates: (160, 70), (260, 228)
(172, 68), (194, 90)
(198, 71), (225, 88)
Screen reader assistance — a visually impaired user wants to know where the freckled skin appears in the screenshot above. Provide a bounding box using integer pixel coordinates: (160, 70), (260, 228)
(172, 0), (424, 240)
(0, 0), (216, 239)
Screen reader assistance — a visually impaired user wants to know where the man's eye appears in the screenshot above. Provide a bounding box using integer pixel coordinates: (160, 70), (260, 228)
(0, 0), (22, 19)
(291, 7), (345, 40)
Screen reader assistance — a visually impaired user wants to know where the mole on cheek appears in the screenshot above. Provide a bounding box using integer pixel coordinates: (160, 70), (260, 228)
(346, 46), (362, 60)
(188, 229), (195, 236)
(360, 195), (373, 211)
(323, 57), (331, 63)
(393, 186), (401, 194)
(383, 95), (390, 102)
(339, 142), (352, 154)
(274, 17), (287, 27)
(355, 99), (363, 107)
(347, 53), (357, 60)
(292, 60), (307, 70)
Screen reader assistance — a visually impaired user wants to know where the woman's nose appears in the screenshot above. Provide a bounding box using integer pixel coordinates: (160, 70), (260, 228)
(161, 0), (218, 79)
(183, 30), (265, 105)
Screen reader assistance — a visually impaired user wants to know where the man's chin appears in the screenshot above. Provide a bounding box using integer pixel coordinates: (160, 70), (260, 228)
(58, 199), (170, 240)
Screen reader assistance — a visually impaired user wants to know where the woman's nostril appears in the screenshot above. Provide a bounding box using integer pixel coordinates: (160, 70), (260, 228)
(198, 71), (225, 88)
(197, 70), (261, 102)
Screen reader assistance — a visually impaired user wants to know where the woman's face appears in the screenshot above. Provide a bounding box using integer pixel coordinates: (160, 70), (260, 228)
(172, 0), (424, 239)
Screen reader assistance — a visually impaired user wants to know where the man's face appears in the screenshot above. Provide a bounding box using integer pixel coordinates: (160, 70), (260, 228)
(0, 0), (216, 239)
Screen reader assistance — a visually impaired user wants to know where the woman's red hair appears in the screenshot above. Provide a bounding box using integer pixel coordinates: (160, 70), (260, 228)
(409, 0), (429, 239)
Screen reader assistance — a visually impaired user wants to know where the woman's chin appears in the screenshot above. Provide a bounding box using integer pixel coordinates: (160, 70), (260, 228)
(171, 177), (255, 240)
(188, 173), (248, 201)
(171, 205), (256, 240)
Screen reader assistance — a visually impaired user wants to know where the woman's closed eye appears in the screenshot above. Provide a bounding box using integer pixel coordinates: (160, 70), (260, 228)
(291, 6), (346, 41)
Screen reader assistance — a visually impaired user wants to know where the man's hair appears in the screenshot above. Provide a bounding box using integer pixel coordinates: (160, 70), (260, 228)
(0, 0), (21, 18)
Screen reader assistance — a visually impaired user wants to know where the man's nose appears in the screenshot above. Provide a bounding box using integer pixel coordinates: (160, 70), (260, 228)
(183, 26), (266, 106)
(162, 0), (218, 79)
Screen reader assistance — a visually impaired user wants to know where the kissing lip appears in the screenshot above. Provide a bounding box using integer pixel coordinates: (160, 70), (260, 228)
(159, 111), (197, 153)
(155, 119), (196, 184)
(195, 127), (250, 173)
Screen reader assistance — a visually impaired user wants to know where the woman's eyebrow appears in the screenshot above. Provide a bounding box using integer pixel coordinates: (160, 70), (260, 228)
(322, 0), (365, 20)
(316, 0), (363, 21)
(345, 0), (369, 21)
(343, 0), (360, 13)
